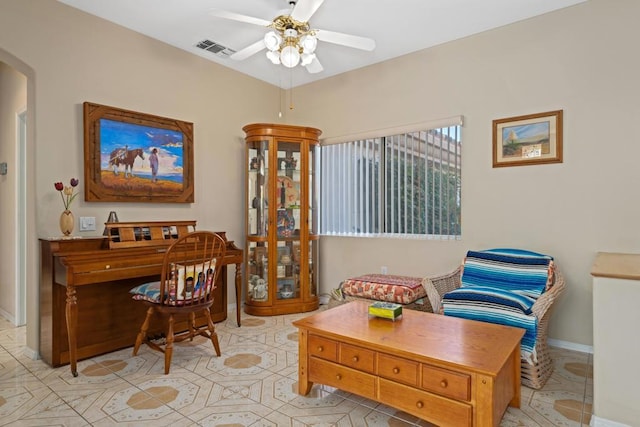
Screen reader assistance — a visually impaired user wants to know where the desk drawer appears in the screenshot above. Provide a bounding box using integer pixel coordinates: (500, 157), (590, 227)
(308, 335), (338, 361)
(309, 357), (376, 399)
(421, 365), (470, 401)
(378, 378), (471, 427)
(339, 343), (375, 374)
(377, 352), (419, 387)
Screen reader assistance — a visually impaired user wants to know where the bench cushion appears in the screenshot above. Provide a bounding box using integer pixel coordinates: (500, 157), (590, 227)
(341, 274), (427, 304)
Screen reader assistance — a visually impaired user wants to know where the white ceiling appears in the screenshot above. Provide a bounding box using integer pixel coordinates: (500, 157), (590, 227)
(57, 0), (586, 89)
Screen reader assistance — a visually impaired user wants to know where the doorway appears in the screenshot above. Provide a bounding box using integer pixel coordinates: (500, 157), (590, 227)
(16, 109), (26, 326)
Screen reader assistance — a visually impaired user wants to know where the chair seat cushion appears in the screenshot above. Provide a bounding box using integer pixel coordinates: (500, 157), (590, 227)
(442, 285), (538, 363)
(461, 249), (554, 299)
(443, 286), (536, 315)
(130, 281), (161, 303)
(341, 274), (427, 304)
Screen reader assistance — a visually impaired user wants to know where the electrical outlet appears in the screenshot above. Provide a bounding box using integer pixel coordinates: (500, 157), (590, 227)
(79, 216), (96, 231)
(381, 266), (388, 274)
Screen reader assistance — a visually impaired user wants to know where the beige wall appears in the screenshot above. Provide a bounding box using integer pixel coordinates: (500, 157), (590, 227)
(0, 62), (26, 321)
(289, 0), (640, 348)
(0, 0), (280, 353)
(1, 0), (638, 355)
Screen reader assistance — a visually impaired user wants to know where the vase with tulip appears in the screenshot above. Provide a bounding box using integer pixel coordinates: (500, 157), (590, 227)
(55, 178), (79, 237)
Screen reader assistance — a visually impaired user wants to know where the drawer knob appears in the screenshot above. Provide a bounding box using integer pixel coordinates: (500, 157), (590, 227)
(392, 367), (400, 374)
(105, 265), (111, 269)
(416, 401), (424, 409)
(440, 379), (448, 388)
(317, 346), (323, 352)
(352, 356), (359, 362)
(336, 374), (342, 380)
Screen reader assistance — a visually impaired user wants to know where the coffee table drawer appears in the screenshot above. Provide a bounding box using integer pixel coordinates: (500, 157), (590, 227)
(308, 334), (338, 361)
(378, 378), (472, 427)
(421, 365), (471, 401)
(339, 343), (375, 374)
(377, 353), (419, 387)
(310, 357), (376, 399)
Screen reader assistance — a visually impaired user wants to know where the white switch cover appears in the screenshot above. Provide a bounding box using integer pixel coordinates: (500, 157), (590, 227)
(79, 216), (96, 231)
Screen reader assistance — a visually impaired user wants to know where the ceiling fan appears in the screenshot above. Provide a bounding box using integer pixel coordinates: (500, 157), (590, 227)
(210, 0), (376, 74)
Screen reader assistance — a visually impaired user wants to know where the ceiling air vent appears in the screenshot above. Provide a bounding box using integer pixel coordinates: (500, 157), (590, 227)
(195, 39), (236, 58)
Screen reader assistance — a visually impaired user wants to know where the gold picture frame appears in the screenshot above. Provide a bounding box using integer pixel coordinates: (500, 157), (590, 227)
(492, 110), (563, 168)
(83, 102), (194, 203)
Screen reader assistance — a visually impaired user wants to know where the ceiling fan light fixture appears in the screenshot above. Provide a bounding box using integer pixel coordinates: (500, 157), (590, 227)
(264, 31), (282, 51)
(280, 44), (300, 68)
(283, 28), (298, 38)
(266, 50), (281, 64)
(300, 34), (317, 54)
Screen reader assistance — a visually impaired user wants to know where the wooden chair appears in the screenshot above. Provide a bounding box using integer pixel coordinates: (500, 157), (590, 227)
(130, 231), (226, 374)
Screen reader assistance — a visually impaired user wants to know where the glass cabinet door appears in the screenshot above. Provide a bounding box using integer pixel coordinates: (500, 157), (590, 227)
(247, 140), (269, 238)
(275, 141), (301, 301)
(247, 241), (269, 303)
(308, 239), (318, 297)
(308, 143), (318, 236)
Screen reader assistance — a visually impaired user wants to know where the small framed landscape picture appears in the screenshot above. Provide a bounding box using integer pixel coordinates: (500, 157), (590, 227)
(492, 110), (563, 168)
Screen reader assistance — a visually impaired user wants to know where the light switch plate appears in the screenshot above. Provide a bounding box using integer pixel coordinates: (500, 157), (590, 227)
(79, 216), (96, 231)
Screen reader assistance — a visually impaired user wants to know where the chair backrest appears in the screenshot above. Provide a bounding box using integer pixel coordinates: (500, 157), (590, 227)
(157, 231), (226, 307)
(460, 248), (555, 300)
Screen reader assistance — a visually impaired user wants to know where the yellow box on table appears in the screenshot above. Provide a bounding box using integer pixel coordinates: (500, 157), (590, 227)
(368, 302), (403, 320)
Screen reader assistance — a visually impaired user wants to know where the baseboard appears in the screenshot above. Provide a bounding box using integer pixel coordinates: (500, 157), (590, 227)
(590, 415), (631, 427)
(548, 338), (593, 354)
(22, 346), (39, 360)
(229, 302), (239, 313)
(0, 308), (15, 325)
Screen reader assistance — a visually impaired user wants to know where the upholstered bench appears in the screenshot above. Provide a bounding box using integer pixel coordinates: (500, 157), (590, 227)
(329, 273), (454, 313)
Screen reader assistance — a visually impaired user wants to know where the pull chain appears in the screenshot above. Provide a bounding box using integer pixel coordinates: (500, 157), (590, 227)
(289, 67), (294, 111)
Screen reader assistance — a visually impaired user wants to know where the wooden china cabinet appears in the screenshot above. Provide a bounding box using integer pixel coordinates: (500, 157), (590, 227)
(243, 123), (321, 315)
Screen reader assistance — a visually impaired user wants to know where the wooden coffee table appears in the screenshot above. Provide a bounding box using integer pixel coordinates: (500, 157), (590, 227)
(293, 300), (524, 427)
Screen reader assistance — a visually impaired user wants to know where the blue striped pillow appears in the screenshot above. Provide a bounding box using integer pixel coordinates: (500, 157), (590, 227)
(461, 249), (553, 299)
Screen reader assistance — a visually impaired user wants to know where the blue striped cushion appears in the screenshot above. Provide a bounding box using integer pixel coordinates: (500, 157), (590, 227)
(461, 249), (553, 299)
(442, 285), (538, 362)
(443, 286), (536, 314)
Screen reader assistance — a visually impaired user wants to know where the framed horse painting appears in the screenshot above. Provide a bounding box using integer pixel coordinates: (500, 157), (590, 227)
(83, 102), (194, 203)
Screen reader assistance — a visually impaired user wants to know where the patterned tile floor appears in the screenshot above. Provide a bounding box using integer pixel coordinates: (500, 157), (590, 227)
(0, 307), (592, 426)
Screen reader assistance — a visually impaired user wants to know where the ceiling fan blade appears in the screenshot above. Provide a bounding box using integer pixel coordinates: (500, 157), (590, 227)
(305, 56), (324, 74)
(290, 0), (325, 22)
(315, 29), (376, 51)
(209, 9), (272, 27)
(230, 40), (266, 61)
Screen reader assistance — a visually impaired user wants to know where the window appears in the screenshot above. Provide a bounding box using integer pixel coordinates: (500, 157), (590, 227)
(320, 118), (462, 239)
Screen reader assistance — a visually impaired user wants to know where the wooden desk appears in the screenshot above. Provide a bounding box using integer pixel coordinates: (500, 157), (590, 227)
(40, 229), (242, 376)
(294, 301), (524, 427)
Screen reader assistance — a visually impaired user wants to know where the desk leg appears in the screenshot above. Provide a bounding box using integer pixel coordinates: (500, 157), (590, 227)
(235, 262), (242, 326)
(65, 285), (78, 377)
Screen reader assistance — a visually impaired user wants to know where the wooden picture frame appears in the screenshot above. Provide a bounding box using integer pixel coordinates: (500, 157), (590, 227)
(492, 110), (563, 168)
(83, 102), (194, 203)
